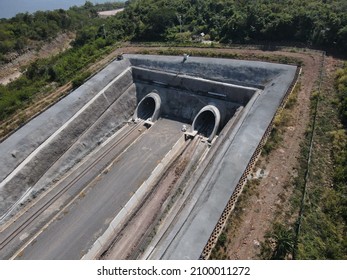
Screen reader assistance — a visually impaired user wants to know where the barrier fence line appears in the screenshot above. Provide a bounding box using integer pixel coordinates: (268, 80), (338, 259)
(293, 51), (325, 259)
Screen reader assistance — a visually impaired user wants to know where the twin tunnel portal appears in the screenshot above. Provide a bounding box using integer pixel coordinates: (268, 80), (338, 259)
(134, 91), (220, 142)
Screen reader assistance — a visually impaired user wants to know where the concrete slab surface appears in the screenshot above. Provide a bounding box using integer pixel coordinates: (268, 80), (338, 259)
(16, 119), (183, 259)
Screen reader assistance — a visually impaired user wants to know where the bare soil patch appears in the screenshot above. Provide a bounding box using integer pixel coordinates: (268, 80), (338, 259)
(0, 32), (75, 85)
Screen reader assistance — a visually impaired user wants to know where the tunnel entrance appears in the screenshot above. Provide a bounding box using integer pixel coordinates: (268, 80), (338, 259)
(194, 111), (215, 138)
(133, 92), (161, 122)
(192, 105), (220, 142)
(137, 97), (156, 120)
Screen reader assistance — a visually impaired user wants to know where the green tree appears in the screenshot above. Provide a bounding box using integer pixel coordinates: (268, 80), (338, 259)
(271, 225), (294, 259)
(261, 224), (294, 260)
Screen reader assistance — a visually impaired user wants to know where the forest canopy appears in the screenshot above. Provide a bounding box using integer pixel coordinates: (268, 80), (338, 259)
(0, 1), (124, 55)
(0, 0), (346, 120)
(116, 0), (347, 50)
(0, 0), (346, 58)
(0, 0), (346, 119)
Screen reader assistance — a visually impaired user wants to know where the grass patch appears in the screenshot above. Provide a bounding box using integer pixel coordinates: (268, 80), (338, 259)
(288, 60), (347, 259)
(262, 83), (300, 155)
(72, 71), (92, 89)
(259, 223), (295, 259)
(0, 41), (118, 122)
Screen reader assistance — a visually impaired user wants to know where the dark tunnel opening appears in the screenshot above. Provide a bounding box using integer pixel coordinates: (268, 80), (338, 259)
(137, 97), (156, 120)
(194, 110), (216, 138)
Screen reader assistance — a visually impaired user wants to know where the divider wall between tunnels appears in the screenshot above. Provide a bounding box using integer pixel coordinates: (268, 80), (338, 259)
(132, 67), (256, 106)
(135, 82), (241, 135)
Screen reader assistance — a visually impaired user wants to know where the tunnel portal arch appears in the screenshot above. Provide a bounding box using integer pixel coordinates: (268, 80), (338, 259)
(192, 105), (221, 142)
(133, 92), (161, 122)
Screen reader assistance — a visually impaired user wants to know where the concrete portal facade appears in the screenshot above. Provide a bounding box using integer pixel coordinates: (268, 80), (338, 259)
(192, 105), (221, 141)
(133, 92), (161, 121)
(0, 54), (298, 260)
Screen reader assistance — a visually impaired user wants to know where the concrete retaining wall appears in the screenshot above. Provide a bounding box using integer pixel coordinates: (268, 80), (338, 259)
(132, 67), (256, 105)
(0, 59), (131, 183)
(32, 84), (137, 194)
(135, 82), (241, 130)
(0, 68), (134, 218)
(127, 55), (281, 88)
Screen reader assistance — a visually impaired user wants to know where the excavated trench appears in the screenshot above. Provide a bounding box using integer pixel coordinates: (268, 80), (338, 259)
(0, 55), (298, 260)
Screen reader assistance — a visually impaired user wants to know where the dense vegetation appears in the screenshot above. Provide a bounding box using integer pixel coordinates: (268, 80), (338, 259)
(3, 0), (346, 54)
(16, 0), (344, 53)
(333, 63), (347, 224)
(0, 2), (126, 119)
(0, 40), (115, 119)
(292, 63), (347, 259)
(1, 0), (346, 65)
(0, 1), (124, 59)
(115, 0), (347, 51)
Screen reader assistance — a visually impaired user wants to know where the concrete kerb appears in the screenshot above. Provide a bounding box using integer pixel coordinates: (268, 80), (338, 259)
(110, 208), (128, 230)
(82, 134), (186, 260)
(82, 240), (103, 259)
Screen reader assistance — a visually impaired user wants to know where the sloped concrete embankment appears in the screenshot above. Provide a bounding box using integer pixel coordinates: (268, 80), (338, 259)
(0, 65), (135, 220)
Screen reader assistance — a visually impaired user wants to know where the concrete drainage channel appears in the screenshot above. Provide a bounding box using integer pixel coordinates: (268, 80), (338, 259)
(0, 55), (298, 259)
